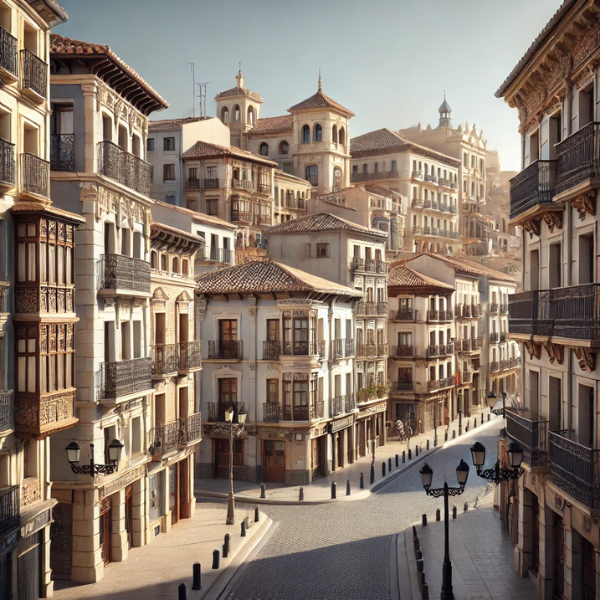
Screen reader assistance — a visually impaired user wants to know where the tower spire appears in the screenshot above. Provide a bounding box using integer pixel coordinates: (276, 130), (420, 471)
(318, 68), (322, 92)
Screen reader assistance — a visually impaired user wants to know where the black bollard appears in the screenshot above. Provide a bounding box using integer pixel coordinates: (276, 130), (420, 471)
(416, 549), (422, 560)
(244, 516), (250, 530)
(416, 558), (424, 573)
(223, 533), (230, 558)
(402, 451), (406, 463)
(370, 464), (375, 485)
(260, 483), (266, 499)
(436, 508), (441, 521)
(299, 487), (304, 501)
(395, 454), (399, 467)
(192, 562), (201, 590)
(416, 446), (419, 457)
(452, 506), (457, 519)
(346, 480), (351, 496)
(331, 482), (337, 499)
(422, 583), (429, 600)
(464, 501), (468, 513)
(426, 439), (430, 450)
(452, 430), (456, 439)
(388, 457), (392, 472)
(408, 449), (412, 459)
(444, 431), (448, 441)
(360, 473), (364, 489)
(412, 525), (417, 538)
(422, 513), (427, 527)
(488, 413), (491, 421)
(382, 462), (386, 477)
(212, 548), (220, 569)
(241, 521), (246, 537)
(255, 507), (259, 522)
(179, 583), (187, 600)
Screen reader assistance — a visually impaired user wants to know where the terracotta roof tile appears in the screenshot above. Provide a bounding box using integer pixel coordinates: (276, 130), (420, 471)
(215, 87), (264, 102)
(149, 117), (211, 132)
(388, 264), (454, 290)
(150, 222), (205, 243)
(10, 202), (85, 223)
(247, 115), (293, 137)
(288, 90), (354, 117)
(181, 140), (278, 167)
(196, 259), (360, 296)
(153, 201), (238, 231)
(266, 212), (388, 238)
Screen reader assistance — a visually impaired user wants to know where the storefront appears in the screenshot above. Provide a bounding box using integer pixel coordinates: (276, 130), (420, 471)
(330, 414), (355, 469)
(356, 401), (387, 457)
(310, 422), (328, 481)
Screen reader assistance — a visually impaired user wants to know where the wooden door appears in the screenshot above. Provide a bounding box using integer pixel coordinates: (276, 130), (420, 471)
(179, 459), (189, 520)
(100, 500), (111, 565)
(311, 437), (322, 479)
(553, 514), (565, 600)
(125, 485), (133, 546)
(263, 441), (285, 482)
(169, 465), (178, 526)
(583, 537), (596, 600)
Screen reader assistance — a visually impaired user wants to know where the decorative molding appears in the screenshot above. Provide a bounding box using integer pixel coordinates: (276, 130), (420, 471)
(555, 494), (565, 511)
(584, 514), (592, 533)
(522, 218), (541, 237)
(543, 211), (562, 233)
(572, 346), (596, 372)
(543, 341), (564, 365)
(523, 339), (542, 360)
(572, 192), (596, 220)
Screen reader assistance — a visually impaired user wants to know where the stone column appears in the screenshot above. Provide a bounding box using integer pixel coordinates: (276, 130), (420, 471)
(515, 484), (532, 577)
(537, 501), (555, 600)
(41, 523), (53, 597)
(110, 489), (128, 562)
(131, 477), (145, 548)
(80, 81), (98, 174)
(187, 455), (196, 518)
(71, 488), (103, 583)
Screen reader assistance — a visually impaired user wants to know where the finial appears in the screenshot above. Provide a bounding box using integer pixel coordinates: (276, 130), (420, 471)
(239, 61), (242, 74)
(318, 68), (322, 92)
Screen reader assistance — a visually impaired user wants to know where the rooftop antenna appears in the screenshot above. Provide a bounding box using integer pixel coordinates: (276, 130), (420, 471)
(197, 81), (210, 118)
(189, 63), (196, 117)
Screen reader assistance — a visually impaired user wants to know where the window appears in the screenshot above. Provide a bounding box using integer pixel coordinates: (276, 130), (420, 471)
(165, 192), (175, 204)
(234, 105), (240, 121)
(363, 164), (368, 173)
(332, 125), (338, 144)
(247, 106), (255, 125)
(301, 125), (310, 144)
(267, 379), (278, 404)
(391, 160), (397, 171)
(206, 199), (218, 216)
(316, 243), (329, 257)
(279, 140), (289, 155)
(313, 124), (322, 142)
(352, 165), (358, 174)
(163, 164), (175, 181)
(305, 165), (318, 186)
(339, 127), (345, 146)
(163, 137), (175, 151)
(260, 142), (269, 157)
(221, 107), (229, 124)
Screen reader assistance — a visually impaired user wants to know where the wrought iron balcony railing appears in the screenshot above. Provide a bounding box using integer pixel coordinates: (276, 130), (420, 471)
(207, 340), (243, 360)
(179, 412), (202, 445)
(150, 420), (179, 456)
(490, 361), (500, 372)
(99, 254), (151, 294)
(0, 485), (19, 540)
(490, 332), (499, 343)
(263, 402), (281, 422)
(377, 343), (389, 357)
(392, 381), (414, 392)
(509, 160), (557, 220)
(50, 134), (75, 171)
(427, 310), (439, 321)
(262, 340), (281, 360)
(0, 137), (15, 187)
(356, 343), (378, 358)
(390, 309), (417, 322)
(21, 48), (47, 98)
(556, 122), (600, 195)
(21, 152), (49, 197)
(0, 390), (13, 434)
(231, 178), (253, 190)
(345, 338), (355, 357)
(506, 408), (552, 468)
(97, 141), (152, 197)
(282, 341), (317, 356)
(99, 357), (152, 400)
(355, 301), (388, 316)
(199, 247), (232, 264)
(282, 403), (321, 421)
(350, 169), (399, 183)
(231, 210), (251, 223)
(332, 395), (346, 417)
(331, 339), (345, 360)
(207, 402), (245, 423)
(0, 26), (17, 77)
(179, 340), (202, 371)
(390, 345), (415, 358)
(257, 182), (271, 194)
(345, 394), (356, 412)
(490, 303), (499, 313)
(152, 343), (179, 375)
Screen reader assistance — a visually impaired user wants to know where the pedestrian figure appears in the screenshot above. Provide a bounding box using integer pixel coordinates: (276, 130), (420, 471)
(395, 419), (405, 441)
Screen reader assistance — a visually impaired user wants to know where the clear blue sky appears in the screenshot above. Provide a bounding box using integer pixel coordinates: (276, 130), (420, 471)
(56, 0), (562, 171)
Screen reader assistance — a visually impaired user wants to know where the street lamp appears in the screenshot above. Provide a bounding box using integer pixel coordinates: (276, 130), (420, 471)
(224, 407), (247, 525)
(419, 459), (470, 600)
(65, 440), (124, 476)
(470, 441), (524, 483)
(487, 390), (507, 417)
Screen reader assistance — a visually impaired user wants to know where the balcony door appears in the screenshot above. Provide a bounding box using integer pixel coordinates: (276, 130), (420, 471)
(218, 378), (237, 422)
(262, 441), (285, 482)
(219, 319), (237, 358)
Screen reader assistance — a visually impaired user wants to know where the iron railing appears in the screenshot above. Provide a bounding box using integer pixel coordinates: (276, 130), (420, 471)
(390, 345), (415, 358)
(345, 338), (355, 356)
(490, 332), (499, 343)
(0, 390), (13, 433)
(0, 485), (19, 539)
(391, 310), (417, 322)
(21, 48), (46, 98)
(345, 394), (356, 412)
(282, 341), (317, 356)
(21, 152), (49, 197)
(231, 210), (251, 223)
(262, 340), (281, 360)
(556, 122), (600, 194)
(200, 247), (232, 264)
(0, 137), (15, 186)
(99, 357), (152, 399)
(179, 412), (202, 445)
(509, 160), (557, 220)
(100, 254), (151, 293)
(263, 402), (281, 422)
(150, 421), (179, 456)
(427, 310), (439, 321)
(50, 133), (75, 171)
(207, 402), (245, 422)
(282, 404), (314, 421)
(490, 361), (500, 372)
(231, 178), (253, 190)
(550, 431), (600, 509)
(356, 343), (378, 358)
(490, 303), (499, 313)
(332, 395), (345, 417)
(355, 301), (388, 316)
(152, 343), (179, 375)
(0, 26), (17, 76)
(331, 339), (345, 360)
(378, 343), (389, 357)
(207, 340), (243, 360)
(97, 140), (152, 197)
(392, 381), (414, 392)
(179, 340), (202, 370)
(506, 408), (551, 468)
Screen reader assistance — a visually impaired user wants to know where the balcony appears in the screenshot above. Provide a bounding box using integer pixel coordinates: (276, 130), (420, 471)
(439, 177), (452, 188)
(390, 345), (415, 358)
(0, 486), (19, 541)
(231, 210), (251, 224)
(0, 390), (13, 434)
(427, 377), (454, 392)
(440, 310), (454, 321)
(21, 153), (49, 198)
(500, 304), (508, 314)
(262, 340), (281, 360)
(331, 339), (345, 360)
(150, 420), (179, 457)
(185, 178), (200, 189)
(202, 178), (220, 189)
(500, 332), (507, 343)
(509, 160), (557, 221)
(350, 169), (399, 183)
(99, 357), (153, 400)
(490, 361), (500, 372)
(231, 178), (253, 191)
(427, 343), (453, 358)
(199, 247), (232, 265)
(456, 338), (482, 352)
(333, 395), (346, 417)
(356, 343), (378, 359)
(509, 357), (521, 369)
(424, 174), (438, 184)
(97, 141), (152, 197)
(20, 48), (47, 100)
(99, 254), (151, 295)
(427, 310), (439, 321)
(282, 402), (323, 421)
(392, 381), (414, 392)
(0, 26), (17, 79)
(490, 332), (499, 343)
(355, 301), (388, 317)
(390, 309), (417, 322)
(556, 122), (600, 196)
(412, 199), (424, 209)
(490, 303), (499, 313)
(282, 341), (317, 356)
(317, 341), (326, 359)
(0, 138), (15, 188)
(50, 134), (75, 172)
(263, 402), (281, 422)
(549, 431), (600, 509)
(207, 402), (245, 423)
(352, 257), (386, 274)
(152, 343), (178, 376)
(377, 343), (389, 357)
(179, 412), (202, 445)
(257, 182), (271, 194)
(207, 340), (243, 360)
(179, 340), (202, 371)
(411, 170), (423, 180)
(345, 338), (355, 357)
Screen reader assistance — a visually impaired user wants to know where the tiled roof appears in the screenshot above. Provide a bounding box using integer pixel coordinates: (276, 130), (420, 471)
(274, 169), (313, 185)
(181, 140), (278, 167)
(288, 89), (355, 117)
(10, 201), (86, 223)
(266, 212), (388, 238)
(153, 201), (238, 231)
(150, 222), (205, 243)
(149, 117), (211, 132)
(196, 259), (360, 297)
(388, 264), (454, 291)
(215, 87), (264, 102)
(247, 115), (293, 137)
(50, 35), (168, 115)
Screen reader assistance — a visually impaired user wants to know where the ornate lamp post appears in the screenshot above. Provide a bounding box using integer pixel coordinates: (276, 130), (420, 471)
(223, 406), (247, 525)
(470, 441), (524, 483)
(65, 439), (124, 476)
(419, 459), (470, 600)
(487, 390), (507, 417)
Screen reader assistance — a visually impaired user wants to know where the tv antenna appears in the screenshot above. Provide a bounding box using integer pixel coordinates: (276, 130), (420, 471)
(189, 63), (196, 117)
(197, 81), (210, 118)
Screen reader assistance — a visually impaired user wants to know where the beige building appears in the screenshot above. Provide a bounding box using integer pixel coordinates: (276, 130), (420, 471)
(273, 169), (311, 225)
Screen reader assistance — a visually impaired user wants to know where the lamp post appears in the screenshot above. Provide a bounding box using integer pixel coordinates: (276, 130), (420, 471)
(470, 441), (524, 483)
(65, 439), (124, 476)
(224, 406), (247, 525)
(419, 459), (470, 600)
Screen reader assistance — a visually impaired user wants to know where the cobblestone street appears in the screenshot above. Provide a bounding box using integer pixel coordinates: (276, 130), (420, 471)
(219, 421), (503, 600)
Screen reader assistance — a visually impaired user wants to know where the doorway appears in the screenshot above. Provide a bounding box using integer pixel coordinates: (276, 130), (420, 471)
(215, 438), (243, 478)
(169, 464), (179, 526)
(17, 534), (40, 600)
(311, 437), (322, 479)
(100, 500), (111, 565)
(263, 441), (285, 482)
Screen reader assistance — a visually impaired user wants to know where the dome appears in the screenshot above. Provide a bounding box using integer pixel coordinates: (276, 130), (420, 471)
(439, 95), (452, 114)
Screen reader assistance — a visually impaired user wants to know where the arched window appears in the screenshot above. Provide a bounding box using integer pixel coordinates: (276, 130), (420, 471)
(172, 257), (180, 274)
(221, 107), (229, 124)
(151, 250), (157, 269)
(160, 253), (167, 271)
(363, 164), (368, 174)
(236, 232), (244, 248)
(332, 125), (338, 144)
(247, 106), (255, 125)
(279, 140), (289, 155)
(260, 142), (269, 157)
(234, 105), (240, 121)
(249, 234), (255, 248)
(333, 167), (342, 191)
(305, 165), (318, 186)
(182, 258), (189, 275)
(301, 125), (310, 144)
(339, 127), (345, 146)
(313, 123), (322, 142)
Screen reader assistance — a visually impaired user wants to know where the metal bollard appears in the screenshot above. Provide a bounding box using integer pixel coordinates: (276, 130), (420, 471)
(418, 571), (426, 589)
(395, 454), (399, 467)
(422, 513), (427, 527)
(436, 508), (441, 521)
(408, 449), (412, 459)
(255, 507), (259, 522)
(370, 464), (375, 485)
(416, 549), (422, 560)
(299, 487), (304, 501)
(223, 533), (230, 558)
(426, 439), (430, 450)
(422, 582), (429, 600)
(346, 480), (351, 496)
(382, 462), (386, 477)
(413, 536), (420, 552)
(331, 482), (337, 499)
(416, 558), (424, 573)
(412, 525), (417, 538)
(192, 562), (201, 590)
(212, 548), (220, 569)
(360, 473), (364, 489)
(244, 516), (250, 530)
(241, 521), (246, 537)
(488, 413), (491, 421)
(179, 582), (187, 600)
(402, 451), (406, 463)
(260, 483), (266, 499)
(452, 430), (456, 439)
(464, 501), (468, 512)
(444, 431), (448, 441)
(388, 457), (392, 472)
(415, 446), (419, 457)
(452, 506), (457, 519)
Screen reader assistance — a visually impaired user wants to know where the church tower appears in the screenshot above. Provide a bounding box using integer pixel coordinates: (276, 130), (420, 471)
(438, 94), (452, 129)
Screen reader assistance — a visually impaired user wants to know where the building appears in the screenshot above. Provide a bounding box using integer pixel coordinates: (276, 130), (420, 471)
(497, 1), (600, 598)
(266, 213), (390, 452)
(195, 260), (360, 484)
(46, 34), (170, 583)
(272, 169), (311, 226)
(349, 128), (460, 255)
(0, 2), (78, 598)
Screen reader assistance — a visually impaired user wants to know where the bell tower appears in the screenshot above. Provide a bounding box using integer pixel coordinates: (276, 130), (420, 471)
(438, 93), (452, 129)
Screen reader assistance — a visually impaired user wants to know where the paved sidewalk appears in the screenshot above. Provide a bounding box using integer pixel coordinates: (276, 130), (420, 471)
(53, 503), (272, 600)
(195, 409), (497, 504)
(406, 497), (536, 600)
